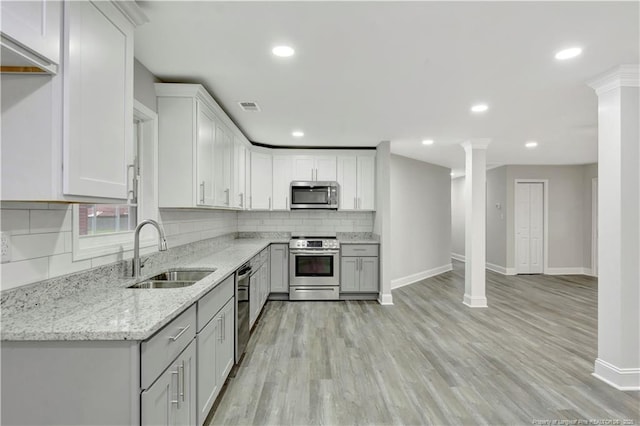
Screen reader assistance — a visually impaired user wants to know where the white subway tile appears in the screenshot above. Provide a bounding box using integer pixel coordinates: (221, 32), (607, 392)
(1, 257), (49, 290)
(91, 253), (122, 268)
(1, 209), (30, 235)
(11, 233), (66, 261)
(0, 201), (49, 210)
(63, 232), (73, 252)
(48, 253), (92, 277)
(30, 209), (71, 233)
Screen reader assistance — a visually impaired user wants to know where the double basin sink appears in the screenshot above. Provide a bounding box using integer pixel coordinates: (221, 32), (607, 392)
(128, 268), (217, 289)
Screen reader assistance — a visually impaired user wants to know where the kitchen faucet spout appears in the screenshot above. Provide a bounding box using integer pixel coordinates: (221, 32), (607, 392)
(132, 219), (168, 278)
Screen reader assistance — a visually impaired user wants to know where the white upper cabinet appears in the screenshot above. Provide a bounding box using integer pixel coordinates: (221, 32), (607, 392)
(232, 138), (246, 209)
(0, 0), (62, 74)
(156, 83), (250, 210)
(337, 154), (376, 211)
(249, 151), (272, 210)
(272, 156), (293, 210)
(1, 0), (146, 202)
(292, 155), (337, 182)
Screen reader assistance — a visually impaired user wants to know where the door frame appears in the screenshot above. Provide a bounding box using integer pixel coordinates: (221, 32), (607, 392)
(514, 179), (549, 274)
(592, 177), (598, 277)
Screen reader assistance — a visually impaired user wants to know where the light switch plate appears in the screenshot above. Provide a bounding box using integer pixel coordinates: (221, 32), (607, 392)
(1, 232), (11, 263)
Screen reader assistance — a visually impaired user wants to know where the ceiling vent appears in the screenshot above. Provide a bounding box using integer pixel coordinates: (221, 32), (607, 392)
(238, 101), (261, 112)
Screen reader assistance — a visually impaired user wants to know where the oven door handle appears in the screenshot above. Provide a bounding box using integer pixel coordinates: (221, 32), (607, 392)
(290, 249), (339, 255)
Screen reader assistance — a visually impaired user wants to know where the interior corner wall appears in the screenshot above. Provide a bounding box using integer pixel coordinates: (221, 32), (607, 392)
(486, 166), (507, 268)
(390, 155), (451, 284)
(450, 177), (465, 257)
(505, 165), (591, 270)
(134, 59), (159, 113)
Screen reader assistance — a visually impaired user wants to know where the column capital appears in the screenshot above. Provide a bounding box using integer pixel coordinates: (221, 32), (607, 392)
(461, 138), (491, 151)
(588, 64), (639, 96)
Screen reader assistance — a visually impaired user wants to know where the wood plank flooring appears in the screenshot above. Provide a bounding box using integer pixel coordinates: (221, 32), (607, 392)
(209, 261), (640, 425)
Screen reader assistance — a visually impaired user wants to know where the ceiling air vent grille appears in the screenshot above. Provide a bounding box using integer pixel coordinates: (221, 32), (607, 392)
(238, 101), (261, 112)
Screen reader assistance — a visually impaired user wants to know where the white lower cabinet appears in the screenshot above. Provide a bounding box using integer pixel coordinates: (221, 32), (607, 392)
(142, 340), (197, 426)
(249, 248), (271, 329)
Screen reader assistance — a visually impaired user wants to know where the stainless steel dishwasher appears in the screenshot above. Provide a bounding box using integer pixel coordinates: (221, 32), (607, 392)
(235, 263), (251, 363)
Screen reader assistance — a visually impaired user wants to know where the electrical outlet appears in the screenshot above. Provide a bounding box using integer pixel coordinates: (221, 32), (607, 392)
(1, 232), (11, 263)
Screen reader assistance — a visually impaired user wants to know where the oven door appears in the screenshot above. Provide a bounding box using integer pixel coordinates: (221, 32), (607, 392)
(289, 249), (339, 287)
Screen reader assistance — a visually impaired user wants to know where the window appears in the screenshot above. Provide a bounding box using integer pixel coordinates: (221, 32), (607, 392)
(72, 101), (158, 260)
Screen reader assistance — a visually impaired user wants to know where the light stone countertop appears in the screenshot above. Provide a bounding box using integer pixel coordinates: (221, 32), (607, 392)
(1, 239), (285, 342)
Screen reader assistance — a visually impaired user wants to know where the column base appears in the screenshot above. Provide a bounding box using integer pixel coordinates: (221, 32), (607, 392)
(463, 294), (487, 308)
(378, 292), (393, 305)
(593, 358), (640, 391)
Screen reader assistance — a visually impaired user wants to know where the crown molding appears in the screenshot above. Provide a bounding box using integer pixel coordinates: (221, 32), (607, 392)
(588, 64), (640, 96)
(112, 1), (149, 27)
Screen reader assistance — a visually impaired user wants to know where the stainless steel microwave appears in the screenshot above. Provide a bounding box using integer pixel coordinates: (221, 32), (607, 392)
(290, 181), (339, 210)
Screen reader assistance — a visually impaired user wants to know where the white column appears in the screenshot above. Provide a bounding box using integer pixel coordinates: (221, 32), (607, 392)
(461, 139), (491, 308)
(589, 65), (640, 390)
(375, 140), (393, 305)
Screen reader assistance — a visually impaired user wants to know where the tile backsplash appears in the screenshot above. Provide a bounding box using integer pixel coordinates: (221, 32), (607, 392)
(238, 211), (374, 234)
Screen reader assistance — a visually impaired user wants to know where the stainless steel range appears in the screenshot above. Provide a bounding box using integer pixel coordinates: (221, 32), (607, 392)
(289, 236), (340, 300)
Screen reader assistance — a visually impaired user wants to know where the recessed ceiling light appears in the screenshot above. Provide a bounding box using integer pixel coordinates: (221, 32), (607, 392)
(422, 139), (434, 145)
(450, 172), (455, 177)
(471, 104), (489, 113)
(272, 45), (295, 57)
(292, 130), (304, 137)
(555, 47), (582, 60)
(525, 141), (538, 148)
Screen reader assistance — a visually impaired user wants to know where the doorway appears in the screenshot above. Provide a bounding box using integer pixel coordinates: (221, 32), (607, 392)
(515, 181), (545, 274)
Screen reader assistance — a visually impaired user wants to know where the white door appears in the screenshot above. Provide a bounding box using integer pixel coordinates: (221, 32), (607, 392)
(337, 157), (357, 210)
(272, 156), (293, 210)
(196, 103), (215, 206)
(315, 156), (337, 181)
(356, 156), (376, 210)
(516, 182), (544, 274)
(249, 152), (272, 209)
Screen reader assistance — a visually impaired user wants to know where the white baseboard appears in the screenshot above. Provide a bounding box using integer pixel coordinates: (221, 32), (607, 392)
(545, 267), (589, 275)
(486, 262), (508, 275)
(463, 293), (488, 308)
(451, 252), (465, 262)
(505, 268), (517, 275)
(391, 263), (452, 289)
(593, 358), (640, 390)
(378, 293), (393, 305)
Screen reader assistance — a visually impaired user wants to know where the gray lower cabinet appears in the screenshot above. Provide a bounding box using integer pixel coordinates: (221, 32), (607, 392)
(270, 244), (289, 293)
(141, 339), (197, 426)
(341, 244), (379, 293)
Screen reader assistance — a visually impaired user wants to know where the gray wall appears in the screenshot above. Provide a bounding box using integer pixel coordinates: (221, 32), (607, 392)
(505, 165), (594, 270)
(450, 177), (465, 257)
(134, 59), (159, 112)
(582, 164), (598, 270)
(390, 155), (451, 282)
(486, 166), (507, 267)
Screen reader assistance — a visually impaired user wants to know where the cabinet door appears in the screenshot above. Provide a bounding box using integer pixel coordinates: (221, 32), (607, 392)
(337, 157), (357, 210)
(232, 139), (246, 209)
(360, 257), (379, 292)
(1, 0), (61, 71)
(197, 317), (220, 426)
(63, 1), (133, 199)
(340, 257), (359, 292)
(272, 156), (293, 210)
(292, 156), (315, 181)
(217, 299), (235, 382)
(141, 360), (178, 426)
(270, 245), (289, 292)
(196, 102), (215, 206)
(214, 123), (232, 207)
(175, 340), (197, 426)
(357, 156), (376, 210)
(315, 156), (337, 181)
(249, 274), (259, 328)
(250, 152), (272, 209)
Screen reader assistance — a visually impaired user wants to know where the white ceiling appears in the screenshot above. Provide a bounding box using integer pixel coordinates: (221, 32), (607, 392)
(134, 1), (639, 175)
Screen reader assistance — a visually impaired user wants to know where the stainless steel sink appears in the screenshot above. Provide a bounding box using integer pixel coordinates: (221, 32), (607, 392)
(128, 268), (217, 289)
(147, 268), (217, 282)
(129, 280), (198, 289)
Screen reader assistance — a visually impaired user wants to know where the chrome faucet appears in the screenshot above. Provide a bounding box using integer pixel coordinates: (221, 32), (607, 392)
(132, 219), (168, 278)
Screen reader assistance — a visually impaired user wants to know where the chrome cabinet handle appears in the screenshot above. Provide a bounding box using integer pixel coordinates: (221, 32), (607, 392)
(286, 196), (288, 209)
(354, 197), (356, 209)
(171, 368), (180, 408)
(358, 198), (361, 209)
(169, 324), (190, 342)
(180, 361), (185, 402)
(200, 181), (205, 204)
(250, 195), (252, 209)
(225, 188), (230, 205)
(240, 193), (244, 208)
(269, 197), (272, 210)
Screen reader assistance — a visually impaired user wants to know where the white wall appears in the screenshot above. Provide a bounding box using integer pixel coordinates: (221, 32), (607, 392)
(582, 163), (598, 271)
(450, 177), (465, 258)
(238, 211), (372, 234)
(390, 155), (451, 287)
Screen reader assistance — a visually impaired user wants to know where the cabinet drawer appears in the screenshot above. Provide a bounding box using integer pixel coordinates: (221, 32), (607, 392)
(341, 244), (379, 257)
(197, 274), (234, 331)
(141, 304), (196, 389)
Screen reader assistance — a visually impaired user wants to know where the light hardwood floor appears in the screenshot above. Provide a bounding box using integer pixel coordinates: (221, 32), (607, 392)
(209, 261), (640, 425)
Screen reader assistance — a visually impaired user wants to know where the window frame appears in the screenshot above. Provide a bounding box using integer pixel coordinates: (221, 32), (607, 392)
(72, 100), (159, 261)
